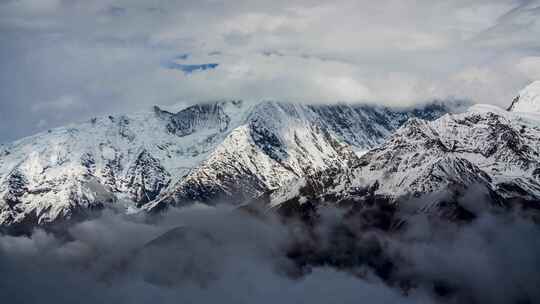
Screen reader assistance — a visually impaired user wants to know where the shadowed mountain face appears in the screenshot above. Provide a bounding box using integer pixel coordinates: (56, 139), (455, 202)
(0, 99), (459, 231)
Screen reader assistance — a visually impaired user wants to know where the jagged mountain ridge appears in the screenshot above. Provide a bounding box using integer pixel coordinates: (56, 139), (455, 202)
(269, 103), (540, 221)
(150, 101), (457, 209)
(0, 99), (456, 229)
(359, 105), (540, 194)
(0, 101), (249, 228)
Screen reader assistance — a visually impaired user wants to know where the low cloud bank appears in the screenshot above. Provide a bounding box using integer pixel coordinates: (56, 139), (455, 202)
(0, 201), (539, 304)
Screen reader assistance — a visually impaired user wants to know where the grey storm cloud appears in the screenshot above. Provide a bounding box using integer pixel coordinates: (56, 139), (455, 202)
(1, 0), (540, 142)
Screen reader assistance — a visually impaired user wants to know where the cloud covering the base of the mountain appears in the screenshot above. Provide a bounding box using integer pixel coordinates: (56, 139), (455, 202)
(1, 197), (539, 304)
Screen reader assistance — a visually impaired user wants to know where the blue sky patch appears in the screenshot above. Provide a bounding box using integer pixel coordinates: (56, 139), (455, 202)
(164, 62), (219, 74)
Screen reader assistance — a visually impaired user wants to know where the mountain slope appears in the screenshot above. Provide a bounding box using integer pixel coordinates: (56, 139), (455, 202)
(508, 80), (540, 112)
(269, 103), (540, 220)
(149, 101), (458, 209)
(0, 100), (455, 229)
(0, 101), (251, 229)
(357, 105), (540, 196)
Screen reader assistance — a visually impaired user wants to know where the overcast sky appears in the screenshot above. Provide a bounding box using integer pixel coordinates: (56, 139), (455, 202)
(1, 0), (540, 142)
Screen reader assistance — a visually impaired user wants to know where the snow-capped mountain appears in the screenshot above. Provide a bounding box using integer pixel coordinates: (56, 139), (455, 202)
(508, 80), (540, 112)
(358, 105), (539, 193)
(269, 85), (540, 220)
(149, 102), (456, 210)
(0, 100), (454, 230)
(0, 101), (250, 230)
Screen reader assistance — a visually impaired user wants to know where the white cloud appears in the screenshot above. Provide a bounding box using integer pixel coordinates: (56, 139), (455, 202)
(31, 95), (86, 113)
(453, 66), (497, 86)
(516, 56), (540, 80)
(1, 0), (540, 141)
(5, 0), (61, 15)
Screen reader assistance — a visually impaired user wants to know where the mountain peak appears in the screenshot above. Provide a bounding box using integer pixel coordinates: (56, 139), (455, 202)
(508, 81), (540, 112)
(0, 99), (460, 229)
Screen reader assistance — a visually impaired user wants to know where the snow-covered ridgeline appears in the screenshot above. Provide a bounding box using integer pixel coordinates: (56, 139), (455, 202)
(270, 100), (540, 220)
(0, 99), (455, 228)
